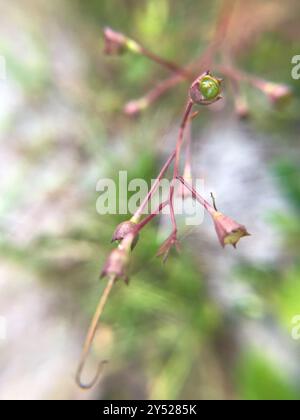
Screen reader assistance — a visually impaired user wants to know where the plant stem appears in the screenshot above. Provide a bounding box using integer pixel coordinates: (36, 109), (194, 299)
(174, 101), (194, 179)
(183, 119), (192, 176)
(139, 45), (191, 77)
(136, 200), (169, 231)
(168, 101), (194, 234)
(75, 274), (116, 389)
(124, 73), (187, 115)
(177, 176), (215, 215)
(131, 150), (176, 223)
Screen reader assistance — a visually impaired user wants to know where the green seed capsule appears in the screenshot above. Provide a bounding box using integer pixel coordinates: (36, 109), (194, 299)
(199, 75), (220, 100)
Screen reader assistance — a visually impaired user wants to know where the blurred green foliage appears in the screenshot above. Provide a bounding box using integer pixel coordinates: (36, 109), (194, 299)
(1, 0), (300, 400)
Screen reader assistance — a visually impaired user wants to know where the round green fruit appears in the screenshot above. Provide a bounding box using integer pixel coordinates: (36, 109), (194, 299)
(199, 75), (220, 100)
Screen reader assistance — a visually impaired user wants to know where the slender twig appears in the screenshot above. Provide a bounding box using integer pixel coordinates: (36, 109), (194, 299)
(174, 101), (194, 179)
(217, 64), (267, 88)
(137, 45), (191, 77)
(177, 176), (215, 214)
(136, 200), (169, 231)
(75, 274), (116, 389)
(183, 119), (192, 176)
(124, 73), (187, 115)
(131, 150), (176, 223)
(168, 185), (177, 233)
(167, 101), (194, 234)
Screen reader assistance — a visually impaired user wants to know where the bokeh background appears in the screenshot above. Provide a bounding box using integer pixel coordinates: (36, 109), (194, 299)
(0, 0), (300, 400)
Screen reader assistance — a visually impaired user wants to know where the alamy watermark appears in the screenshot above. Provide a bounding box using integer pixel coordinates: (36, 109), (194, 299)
(96, 173), (206, 226)
(291, 55), (300, 80)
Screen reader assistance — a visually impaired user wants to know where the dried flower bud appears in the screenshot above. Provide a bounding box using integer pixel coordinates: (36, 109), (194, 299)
(211, 211), (250, 248)
(190, 71), (222, 105)
(100, 248), (130, 283)
(111, 221), (139, 249)
(103, 27), (127, 55)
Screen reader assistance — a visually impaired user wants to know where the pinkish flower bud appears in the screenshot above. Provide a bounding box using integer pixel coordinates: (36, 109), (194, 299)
(100, 248), (130, 283)
(234, 96), (250, 119)
(103, 27), (127, 55)
(211, 211), (250, 248)
(111, 221), (139, 249)
(103, 27), (142, 56)
(123, 98), (150, 116)
(256, 81), (292, 107)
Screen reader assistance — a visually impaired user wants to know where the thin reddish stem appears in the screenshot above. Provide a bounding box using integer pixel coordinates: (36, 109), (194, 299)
(124, 73), (186, 115)
(217, 64), (268, 89)
(174, 101), (194, 179)
(177, 176), (215, 215)
(139, 46), (191, 77)
(183, 120), (192, 176)
(167, 101), (194, 235)
(168, 185), (177, 232)
(136, 200), (169, 231)
(131, 101), (193, 226)
(131, 150), (176, 222)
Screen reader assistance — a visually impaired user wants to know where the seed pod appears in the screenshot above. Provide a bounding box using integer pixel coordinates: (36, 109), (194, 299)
(111, 221), (139, 250)
(100, 248), (129, 283)
(211, 211), (250, 248)
(190, 71), (222, 105)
